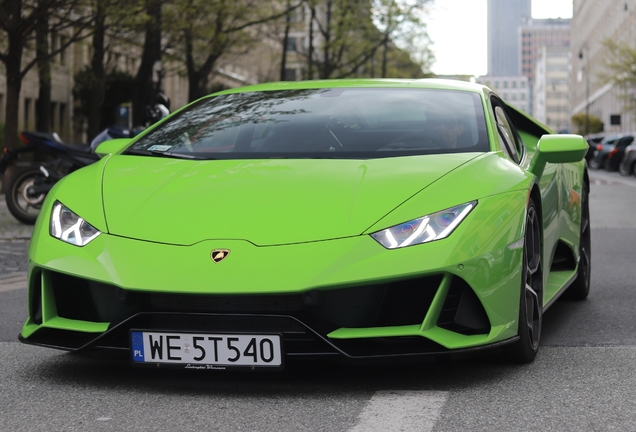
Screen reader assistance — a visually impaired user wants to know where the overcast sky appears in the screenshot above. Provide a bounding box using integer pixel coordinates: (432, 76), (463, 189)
(426, 0), (574, 77)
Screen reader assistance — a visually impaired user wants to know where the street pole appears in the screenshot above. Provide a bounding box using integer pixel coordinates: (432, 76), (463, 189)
(579, 47), (590, 136)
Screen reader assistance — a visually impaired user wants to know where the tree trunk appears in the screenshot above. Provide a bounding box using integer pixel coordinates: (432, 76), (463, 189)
(133, 0), (162, 126)
(87, 5), (106, 139)
(185, 27), (223, 102)
(35, 11), (51, 133)
(4, 72), (23, 151)
(280, 1), (291, 81)
(184, 28), (204, 102)
(307, 5), (314, 80)
(2, 0), (26, 150)
(322, 1), (332, 79)
(381, 35), (389, 78)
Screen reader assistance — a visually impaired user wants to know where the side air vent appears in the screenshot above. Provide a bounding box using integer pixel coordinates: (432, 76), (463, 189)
(30, 270), (43, 325)
(550, 240), (577, 272)
(437, 276), (490, 335)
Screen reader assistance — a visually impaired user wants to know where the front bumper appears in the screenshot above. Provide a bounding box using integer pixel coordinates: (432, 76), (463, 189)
(21, 191), (527, 362)
(20, 269), (519, 361)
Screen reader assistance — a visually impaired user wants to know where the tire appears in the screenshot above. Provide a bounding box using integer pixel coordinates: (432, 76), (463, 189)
(563, 183), (591, 300)
(504, 199), (543, 363)
(589, 158), (600, 170)
(619, 160), (631, 176)
(602, 157), (611, 171)
(5, 165), (49, 225)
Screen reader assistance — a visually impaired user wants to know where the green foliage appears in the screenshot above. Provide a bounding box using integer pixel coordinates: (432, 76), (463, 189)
(73, 67), (136, 132)
(571, 113), (603, 135)
(600, 39), (636, 119)
(164, 0), (283, 100)
(382, 46), (428, 78)
(304, 0), (433, 79)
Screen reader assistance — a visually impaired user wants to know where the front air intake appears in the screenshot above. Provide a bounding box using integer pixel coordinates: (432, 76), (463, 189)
(437, 276), (490, 335)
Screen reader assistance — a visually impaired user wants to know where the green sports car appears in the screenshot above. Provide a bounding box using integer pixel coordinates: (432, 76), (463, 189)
(19, 79), (590, 369)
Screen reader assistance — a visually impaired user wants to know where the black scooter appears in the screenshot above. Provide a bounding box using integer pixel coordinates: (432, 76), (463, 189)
(0, 127), (132, 224)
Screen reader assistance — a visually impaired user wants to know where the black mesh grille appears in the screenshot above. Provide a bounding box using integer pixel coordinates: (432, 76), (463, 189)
(43, 270), (462, 356)
(377, 275), (443, 326)
(48, 270), (444, 329)
(437, 276), (490, 335)
(51, 272), (100, 321)
(147, 293), (305, 313)
(144, 313), (307, 334)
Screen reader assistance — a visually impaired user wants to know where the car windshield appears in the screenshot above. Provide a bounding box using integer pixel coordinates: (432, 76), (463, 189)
(126, 88), (489, 159)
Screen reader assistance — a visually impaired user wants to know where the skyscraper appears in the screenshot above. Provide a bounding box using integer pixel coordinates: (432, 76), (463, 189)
(487, 0), (532, 76)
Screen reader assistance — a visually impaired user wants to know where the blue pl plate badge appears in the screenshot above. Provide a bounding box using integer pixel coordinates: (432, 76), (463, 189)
(131, 331), (145, 362)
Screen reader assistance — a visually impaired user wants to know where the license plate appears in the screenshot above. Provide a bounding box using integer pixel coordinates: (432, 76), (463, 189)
(130, 331), (283, 370)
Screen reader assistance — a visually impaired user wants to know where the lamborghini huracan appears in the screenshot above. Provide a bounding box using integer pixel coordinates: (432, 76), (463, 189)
(20, 79), (590, 369)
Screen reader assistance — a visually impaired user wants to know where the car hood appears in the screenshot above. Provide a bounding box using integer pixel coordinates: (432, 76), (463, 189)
(102, 154), (481, 245)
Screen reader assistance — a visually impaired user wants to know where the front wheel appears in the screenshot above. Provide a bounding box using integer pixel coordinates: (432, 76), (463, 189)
(504, 199), (543, 363)
(5, 165), (50, 225)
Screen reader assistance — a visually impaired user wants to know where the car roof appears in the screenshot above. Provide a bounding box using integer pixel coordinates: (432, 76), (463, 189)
(212, 78), (489, 96)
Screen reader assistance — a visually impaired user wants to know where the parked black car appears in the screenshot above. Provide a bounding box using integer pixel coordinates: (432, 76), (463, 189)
(584, 133), (606, 163)
(589, 135), (622, 169)
(605, 135), (635, 171)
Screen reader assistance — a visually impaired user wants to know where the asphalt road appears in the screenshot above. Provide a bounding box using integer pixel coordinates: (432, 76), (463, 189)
(1, 169), (636, 431)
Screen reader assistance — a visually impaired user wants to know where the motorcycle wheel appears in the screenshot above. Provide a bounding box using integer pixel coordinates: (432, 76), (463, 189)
(5, 165), (50, 225)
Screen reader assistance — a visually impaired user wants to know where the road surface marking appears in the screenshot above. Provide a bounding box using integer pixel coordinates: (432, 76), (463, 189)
(348, 390), (448, 432)
(0, 275), (27, 292)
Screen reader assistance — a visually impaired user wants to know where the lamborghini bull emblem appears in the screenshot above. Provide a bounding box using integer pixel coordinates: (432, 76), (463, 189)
(211, 249), (230, 263)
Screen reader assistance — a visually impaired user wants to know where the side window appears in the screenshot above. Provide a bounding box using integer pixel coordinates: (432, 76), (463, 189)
(491, 98), (524, 164)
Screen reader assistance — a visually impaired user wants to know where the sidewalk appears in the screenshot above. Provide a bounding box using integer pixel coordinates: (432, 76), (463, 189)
(0, 194), (34, 240)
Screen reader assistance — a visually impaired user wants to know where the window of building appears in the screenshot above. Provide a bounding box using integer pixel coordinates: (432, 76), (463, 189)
(51, 33), (58, 57)
(59, 36), (67, 65)
(24, 98), (31, 129)
(50, 102), (57, 131)
(283, 68), (297, 81)
(60, 103), (66, 133)
(286, 37), (297, 52)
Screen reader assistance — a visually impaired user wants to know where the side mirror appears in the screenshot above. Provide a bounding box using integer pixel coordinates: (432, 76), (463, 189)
(529, 134), (588, 177)
(95, 138), (132, 158)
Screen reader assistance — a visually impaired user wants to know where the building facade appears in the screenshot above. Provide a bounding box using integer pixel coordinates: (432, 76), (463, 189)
(487, 0), (531, 76)
(520, 18), (570, 86)
(0, 35), (190, 145)
(570, 0), (636, 134)
(477, 75), (531, 114)
(534, 46), (571, 132)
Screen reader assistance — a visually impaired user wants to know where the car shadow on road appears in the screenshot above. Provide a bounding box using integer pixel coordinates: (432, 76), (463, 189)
(17, 346), (540, 396)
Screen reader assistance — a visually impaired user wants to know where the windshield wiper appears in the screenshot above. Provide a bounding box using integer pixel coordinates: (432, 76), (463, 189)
(126, 148), (206, 160)
(149, 150), (199, 159)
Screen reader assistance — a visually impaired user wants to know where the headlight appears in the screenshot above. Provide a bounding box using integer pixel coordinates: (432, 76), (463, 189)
(50, 201), (101, 246)
(370, 201), (476, 249)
